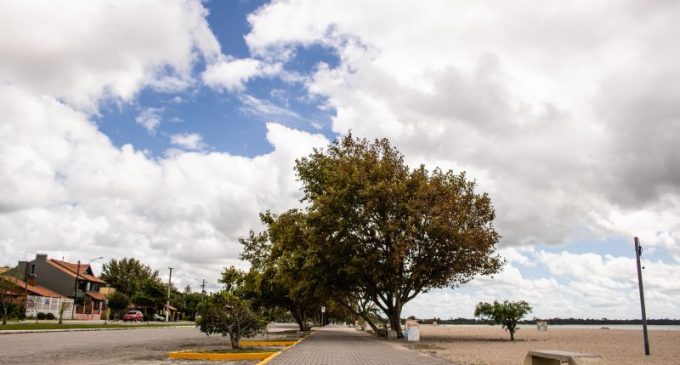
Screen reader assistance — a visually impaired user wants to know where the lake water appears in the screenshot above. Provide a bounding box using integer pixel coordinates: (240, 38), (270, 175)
(437, 324), (680, 331)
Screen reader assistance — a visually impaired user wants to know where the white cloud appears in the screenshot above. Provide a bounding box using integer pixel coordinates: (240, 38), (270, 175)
(245, 0), (680, 251)
(0, 0), (328, 292)
(2, 0), (680, 319)
(170, 133), (206, 151)
(0, 83), (328, 290)
(202, 56), (281, 92)
(135, 107), (163, 134)
(0, 0), (220, 113)
(246, 0), (680, 318)
(405, 250), (680, 319)
(239, 94), (300, 119)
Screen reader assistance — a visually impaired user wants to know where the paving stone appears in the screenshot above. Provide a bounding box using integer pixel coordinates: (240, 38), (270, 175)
(269, 326), (451, 365)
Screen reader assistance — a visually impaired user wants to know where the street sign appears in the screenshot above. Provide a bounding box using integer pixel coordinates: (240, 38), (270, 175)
(321, 306), (326, 313)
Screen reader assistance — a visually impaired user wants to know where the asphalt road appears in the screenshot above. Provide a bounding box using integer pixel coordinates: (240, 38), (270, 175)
(0, 327), (239, 364)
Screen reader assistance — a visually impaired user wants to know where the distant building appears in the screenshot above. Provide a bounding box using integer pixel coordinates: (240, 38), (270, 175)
(7, 254), (107, 320)
(0, 274), (74, 319)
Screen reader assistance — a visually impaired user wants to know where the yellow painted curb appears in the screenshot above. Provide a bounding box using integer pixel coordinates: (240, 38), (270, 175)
(167, 333), (312, 362)
(255, 334), (312, 365)
(239, 340), (298, 347)
(168, 351), (276, 361)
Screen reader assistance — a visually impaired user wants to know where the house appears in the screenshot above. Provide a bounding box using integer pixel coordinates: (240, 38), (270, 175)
(9, 254), (107, 320)
(0, 274), (74, 319)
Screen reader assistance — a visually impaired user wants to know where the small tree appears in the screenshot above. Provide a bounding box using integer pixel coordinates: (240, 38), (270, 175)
(0, 275), (18, 325)
(196, 291), (267, 349)
(474, 300), (532, 340)
(58, 302), (66, 324)
(107, 292), (130, 320)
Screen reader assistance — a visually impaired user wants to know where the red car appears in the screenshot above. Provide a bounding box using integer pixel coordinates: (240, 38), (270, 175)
(123, 310), (144, 322)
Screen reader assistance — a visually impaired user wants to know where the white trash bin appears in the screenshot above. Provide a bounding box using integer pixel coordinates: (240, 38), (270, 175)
(407, 326), (420, 341)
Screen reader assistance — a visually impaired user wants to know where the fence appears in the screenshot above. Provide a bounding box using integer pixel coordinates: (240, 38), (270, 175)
(25, 295), (74, 320)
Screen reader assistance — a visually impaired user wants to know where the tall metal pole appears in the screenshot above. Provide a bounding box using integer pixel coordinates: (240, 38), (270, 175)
(634, 237), (650, 355)
(166, 267), (173, 322)
(71, 260), (80, 319)
(23, 262), (29, 320)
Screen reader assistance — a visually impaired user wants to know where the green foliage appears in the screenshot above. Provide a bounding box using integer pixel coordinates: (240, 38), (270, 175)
(239, 210), (325, 331)
(45, 312), (56, 320)
(107, 291), (130, 318)
(37, 312), (46, 320)
(219, 266), (247, 294)
(293, 134), (503, 337)
(1, 274), (19, 325)
(177, 290), (204, 320)
(196, 291), (267, 349)
(131, 278), (166, 312)
(101, 258), (160, 297)
(474, 300), (532, 340)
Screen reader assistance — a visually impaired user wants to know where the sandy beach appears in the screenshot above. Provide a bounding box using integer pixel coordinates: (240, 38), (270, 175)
(412, 325), (680, 365)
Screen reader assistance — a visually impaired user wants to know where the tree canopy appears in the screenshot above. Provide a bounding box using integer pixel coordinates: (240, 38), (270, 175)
(293, 134), (503, 337)
(239, 210), (325, 331)
(101, 257), (160, 297)
(107, 291), (130, 318)
(196, 291), (267, 349)
(474, 300), (532, 340)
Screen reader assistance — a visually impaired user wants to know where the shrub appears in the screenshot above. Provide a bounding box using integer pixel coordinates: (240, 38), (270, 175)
(46, 312), (56, 320)
(197, 291), (267, 349)
(37, 312), (47, 320)
(474, 300), (532, 341)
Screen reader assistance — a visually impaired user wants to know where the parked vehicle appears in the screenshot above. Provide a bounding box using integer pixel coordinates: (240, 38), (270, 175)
(123, 310), (143, 322)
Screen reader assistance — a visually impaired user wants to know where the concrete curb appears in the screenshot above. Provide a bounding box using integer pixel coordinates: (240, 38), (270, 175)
(0, 325), (195, 335)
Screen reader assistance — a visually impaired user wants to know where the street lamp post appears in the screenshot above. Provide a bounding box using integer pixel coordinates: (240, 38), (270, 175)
(71, 256), (103, 320)
(104, 284), (110, 325)
(166, 267), (173, 322)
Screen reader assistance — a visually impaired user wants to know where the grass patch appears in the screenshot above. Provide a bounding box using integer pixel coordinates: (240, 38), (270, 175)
(204, 347), (281, 353)
(0, 322), (194, 331)
(407, 343), (445, 351)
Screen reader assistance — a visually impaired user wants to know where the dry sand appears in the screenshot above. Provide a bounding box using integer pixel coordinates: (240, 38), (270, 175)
(411, 325), (680, 365)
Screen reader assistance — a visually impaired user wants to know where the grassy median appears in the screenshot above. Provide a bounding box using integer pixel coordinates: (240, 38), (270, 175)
(0, 322), (195, 331)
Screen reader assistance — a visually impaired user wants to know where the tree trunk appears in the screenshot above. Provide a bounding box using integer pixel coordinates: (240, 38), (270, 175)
(229, 332), (240, 349)
(291, 306), (307, 331)
(510, 330), (515, 341)
(334, 297), (382, 335)
(386, 306), (403, 338)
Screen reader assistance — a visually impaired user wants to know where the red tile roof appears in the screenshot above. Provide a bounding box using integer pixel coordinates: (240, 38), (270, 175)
(47, 259), (106, 284)
(86, 291), (106, 301)
(0, 275), (64, 298)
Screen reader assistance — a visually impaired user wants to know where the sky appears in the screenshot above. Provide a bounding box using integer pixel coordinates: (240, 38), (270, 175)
(1, 0), (679, 320)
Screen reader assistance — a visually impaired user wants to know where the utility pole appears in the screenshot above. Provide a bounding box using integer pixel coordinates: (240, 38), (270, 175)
(200, 279), (206, 299)
(23, 262), (29, 319)
(71, 260), (81, 319)
(634, 237), (650, 355)
(166, 267), (173, 322)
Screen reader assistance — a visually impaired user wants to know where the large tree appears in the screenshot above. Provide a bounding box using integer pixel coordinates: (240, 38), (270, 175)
(295, 134), (503, 337)
(239, 211), (325, 331)
(101, 258), (160, 297)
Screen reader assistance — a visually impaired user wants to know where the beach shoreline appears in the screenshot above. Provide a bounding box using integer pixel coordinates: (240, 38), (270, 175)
(414, 324), (680, 365)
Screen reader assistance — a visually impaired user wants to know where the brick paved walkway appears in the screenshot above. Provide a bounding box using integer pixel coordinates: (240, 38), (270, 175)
(268, 326), (452, 365)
